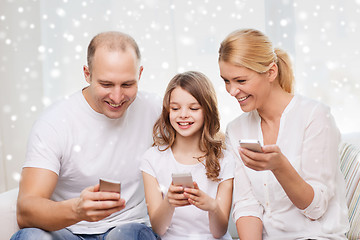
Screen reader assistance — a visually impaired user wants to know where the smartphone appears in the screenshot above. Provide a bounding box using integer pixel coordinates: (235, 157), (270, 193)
(99, 178), (121, 193)
(171, 172), (194, 188)
(239, 139), (263, 153)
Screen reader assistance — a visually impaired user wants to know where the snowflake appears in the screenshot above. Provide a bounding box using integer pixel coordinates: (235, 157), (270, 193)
(161, 62), (169, 69)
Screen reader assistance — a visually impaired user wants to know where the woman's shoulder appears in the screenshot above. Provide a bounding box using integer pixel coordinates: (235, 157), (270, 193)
(295, 94), (329, 110)
(226, 111), (258, 131)
(293, 94), (331, 116)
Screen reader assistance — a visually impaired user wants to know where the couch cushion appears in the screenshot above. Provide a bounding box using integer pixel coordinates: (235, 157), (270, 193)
(339, 143), (360, 240)
(0, 188), (19, 239)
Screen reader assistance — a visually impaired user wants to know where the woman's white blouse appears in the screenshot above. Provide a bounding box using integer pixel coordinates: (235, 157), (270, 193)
(227, 95), (349, 240)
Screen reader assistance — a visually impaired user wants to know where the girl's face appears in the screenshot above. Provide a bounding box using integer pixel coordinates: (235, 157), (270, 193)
(219, 60), (272, 113)
(169, 86), (204, 139)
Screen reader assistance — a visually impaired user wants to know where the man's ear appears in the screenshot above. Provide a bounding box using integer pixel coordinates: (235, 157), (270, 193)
(138, 66), (144, 81)
(267, 62), (278, 83)
(83, 65), (91, 83)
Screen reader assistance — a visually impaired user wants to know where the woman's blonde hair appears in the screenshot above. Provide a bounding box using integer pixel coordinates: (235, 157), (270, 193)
(153, 71), (224, 181)
(218, 28), (294, 93)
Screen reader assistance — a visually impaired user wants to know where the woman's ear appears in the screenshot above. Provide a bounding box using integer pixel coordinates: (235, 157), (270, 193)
(83, 65), (91, 83)
(267, 62), (278, 83)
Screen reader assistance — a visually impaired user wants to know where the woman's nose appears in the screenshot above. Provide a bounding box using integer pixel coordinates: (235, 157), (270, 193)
(229, 84), (240, 97)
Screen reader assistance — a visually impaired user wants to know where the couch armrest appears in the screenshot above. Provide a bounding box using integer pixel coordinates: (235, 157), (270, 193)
(0, 188), (19, 239)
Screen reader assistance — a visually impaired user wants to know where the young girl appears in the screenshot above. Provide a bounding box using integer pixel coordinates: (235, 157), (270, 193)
(140, 71), (234, 240)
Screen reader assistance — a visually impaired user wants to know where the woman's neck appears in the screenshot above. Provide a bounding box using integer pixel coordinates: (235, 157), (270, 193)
(257, 86), (293, 145)
(257, 86), (293, 124)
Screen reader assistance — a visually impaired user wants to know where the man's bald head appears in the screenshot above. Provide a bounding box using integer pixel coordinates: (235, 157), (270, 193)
(87, 31), (141, 74)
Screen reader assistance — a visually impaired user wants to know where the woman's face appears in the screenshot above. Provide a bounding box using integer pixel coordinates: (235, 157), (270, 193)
(219, 60), (271, 112)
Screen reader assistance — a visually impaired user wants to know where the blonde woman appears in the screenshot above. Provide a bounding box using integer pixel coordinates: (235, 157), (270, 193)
(219, 29), (349, 239)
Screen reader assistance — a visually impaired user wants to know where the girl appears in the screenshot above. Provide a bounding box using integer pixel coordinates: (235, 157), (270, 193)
(219, 28), (349, 239)
(140, 71), (234, 240)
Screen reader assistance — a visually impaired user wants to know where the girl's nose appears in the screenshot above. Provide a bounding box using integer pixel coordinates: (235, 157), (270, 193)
(180, 108), (189, 118)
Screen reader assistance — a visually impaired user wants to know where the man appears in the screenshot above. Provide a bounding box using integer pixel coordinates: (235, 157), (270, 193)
(11, 31), (161, 239)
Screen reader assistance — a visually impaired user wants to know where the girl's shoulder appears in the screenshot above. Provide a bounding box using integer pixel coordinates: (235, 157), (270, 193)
(143, 145), (170, 159)
(216, 149), (236, 181)
(219, 149), (236, 168)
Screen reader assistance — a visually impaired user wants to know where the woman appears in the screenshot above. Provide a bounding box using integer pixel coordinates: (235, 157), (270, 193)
(218, 28), (349, 239)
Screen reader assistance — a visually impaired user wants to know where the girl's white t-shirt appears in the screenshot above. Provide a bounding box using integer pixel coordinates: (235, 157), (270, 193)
(140, 146), (235, 240)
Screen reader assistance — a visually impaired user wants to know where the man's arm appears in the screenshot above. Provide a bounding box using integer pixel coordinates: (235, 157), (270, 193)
(17, 167), (125, 231)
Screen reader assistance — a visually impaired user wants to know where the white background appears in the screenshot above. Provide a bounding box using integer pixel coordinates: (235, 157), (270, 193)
(1, 0), (359, 192)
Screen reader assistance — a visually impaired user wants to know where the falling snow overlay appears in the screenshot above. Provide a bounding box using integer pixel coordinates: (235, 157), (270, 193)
(1, 0), (360, 192)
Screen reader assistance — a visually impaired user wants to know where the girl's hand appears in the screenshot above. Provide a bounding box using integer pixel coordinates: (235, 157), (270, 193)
(183, 182), (217, 212)
(166, 182), (191, 207)
(239, 144), (287, 172)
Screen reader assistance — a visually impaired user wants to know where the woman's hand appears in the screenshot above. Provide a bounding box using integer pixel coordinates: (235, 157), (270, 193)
(183, 182), (217, 211)
(239, 144), (287, 172)
(166, 182), (191, 207)
(240, 145), (315, 210)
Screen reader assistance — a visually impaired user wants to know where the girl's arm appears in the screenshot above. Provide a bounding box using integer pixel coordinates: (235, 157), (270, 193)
(208, 179), (233, 238)
(184, 179), (233, 239)
(236, 216), (263, 240)
(142, 172), (190, 236)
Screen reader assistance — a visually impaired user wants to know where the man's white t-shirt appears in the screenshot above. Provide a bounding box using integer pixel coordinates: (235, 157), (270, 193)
(140, 146), (235, 240)
(23, 90), (161, 234)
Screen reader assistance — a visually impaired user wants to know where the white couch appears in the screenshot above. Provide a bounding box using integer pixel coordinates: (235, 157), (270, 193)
(1, 133), (359, 240)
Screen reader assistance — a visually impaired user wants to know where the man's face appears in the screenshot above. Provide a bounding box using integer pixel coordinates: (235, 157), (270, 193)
(83, 47), (142, 119)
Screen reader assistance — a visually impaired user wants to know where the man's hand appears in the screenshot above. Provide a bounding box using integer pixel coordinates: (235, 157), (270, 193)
(73, 184), (126, 222)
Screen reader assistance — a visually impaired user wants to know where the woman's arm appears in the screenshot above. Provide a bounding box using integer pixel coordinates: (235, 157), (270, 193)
(236, 216), (263, 240)
(239, 104), (340, 219)
(240, 146), (314, 210)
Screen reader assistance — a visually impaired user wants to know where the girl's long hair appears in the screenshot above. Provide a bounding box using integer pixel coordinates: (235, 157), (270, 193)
(153, 71), (223, 181)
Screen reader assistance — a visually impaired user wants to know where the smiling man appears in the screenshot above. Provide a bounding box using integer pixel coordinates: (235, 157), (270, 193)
(11, 32), (161, 240)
